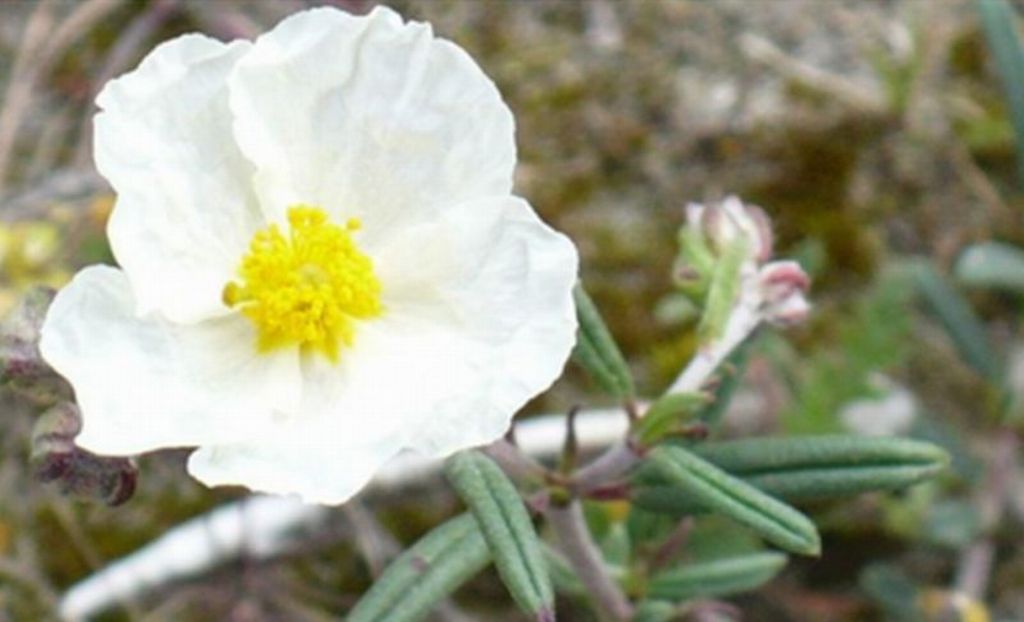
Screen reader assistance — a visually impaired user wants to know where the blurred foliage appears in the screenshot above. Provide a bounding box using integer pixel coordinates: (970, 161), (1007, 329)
(1, 0), (1024, 621)
(774, 268), (916, 436)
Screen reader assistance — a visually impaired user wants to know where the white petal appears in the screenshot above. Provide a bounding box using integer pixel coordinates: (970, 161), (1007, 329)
(187, 439), (394, 505)
(391, 196), (579, 456)
(228, 6), (515, 243)
(95, 34), (263, 323)
(39, 266), (300, 455)
(301, 194), (578, 457)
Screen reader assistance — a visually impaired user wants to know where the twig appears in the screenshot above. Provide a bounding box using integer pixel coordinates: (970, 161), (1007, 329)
(948, 137), (1015, 231)
(584, 0), (623, 52)
(267, 594), (338, 622)
(954, 542), (995, 601)
(0, 167), (105, 220)
(0, 0), (124, 195)
(42, 0), (125, 70)
(953, 429), (1018, 599)
(738, 32), (888, 117)
(2, 534), (61, 611)
(47, 496), (104, 570)
(546, 501), (633, 621)
(0, 555), (59, 608)
(483, 437), (548, 484)
(570, 440), (642, 494)
(26, 104), (73, 181)
(340, 501), (399, 577)
(185, 1), (263, 40)
(649, 517), (694, 573)
(0, 0), (56, 196)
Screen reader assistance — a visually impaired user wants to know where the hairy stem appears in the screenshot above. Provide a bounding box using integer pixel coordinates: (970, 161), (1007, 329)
(570, 440), (642, 494)
(484, 437), (548, 484)
(546, 501), (633, 621)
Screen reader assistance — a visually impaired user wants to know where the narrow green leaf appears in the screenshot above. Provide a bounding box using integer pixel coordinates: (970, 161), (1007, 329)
(626, 507), (676, 548)
(646, 446), (821, 555)
(860, 563), (921, 621)
(955, 241), (1024, 293)
(690, 435), (949, 475)
(573, 336), (624, 398)
(635, 466), (940, 517)
(445, 451), (555, 621)
(912, 262), (1001, 381)
(697, 237), (747, 345)
(647, 552), (787, 602)
(630, 490), (703, 519)
(572, 283), (635, 398)
(738, 464), (943, 501)
(634, 435), (948, 516)
(632, 392), (708, 445)
(631, 600), (678, 622)
(347, 514), (489, 622)
(600, 522), (632, 567)
(979, 0), (1024, 186)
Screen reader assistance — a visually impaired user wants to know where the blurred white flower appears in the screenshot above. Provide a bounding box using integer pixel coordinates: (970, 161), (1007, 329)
(839, 375), (917, 437)
(39, 7), (578, 504)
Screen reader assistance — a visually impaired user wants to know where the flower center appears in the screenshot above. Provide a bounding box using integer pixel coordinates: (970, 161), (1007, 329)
(223, 205), (382, 361)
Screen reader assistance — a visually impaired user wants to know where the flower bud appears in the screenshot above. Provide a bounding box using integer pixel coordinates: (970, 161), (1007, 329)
(694, 196), (773, 262)
(674, 197), (776, 308)
(758, 260), (811, 326)
(31, 402), (138, 506)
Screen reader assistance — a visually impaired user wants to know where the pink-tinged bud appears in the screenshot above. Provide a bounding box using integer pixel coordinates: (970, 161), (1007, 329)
(692, 196), (774, 262)
(31, 402), (138, 506)
(761, 260), (811, 291)
(744, 202), (774, 263)
(765, 294), (811, 326)
(759, 260), (811, 326)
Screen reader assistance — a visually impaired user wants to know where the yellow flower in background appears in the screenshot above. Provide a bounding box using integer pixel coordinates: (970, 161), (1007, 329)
(39, 6), (578, 504)
(0, 220), (69, 315)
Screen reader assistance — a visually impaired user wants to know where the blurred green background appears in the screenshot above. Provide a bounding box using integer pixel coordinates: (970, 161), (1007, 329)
(2, 0), (1024, 620)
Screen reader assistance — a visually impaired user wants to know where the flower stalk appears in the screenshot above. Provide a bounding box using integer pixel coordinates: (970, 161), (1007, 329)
(545, 500), (634, 621)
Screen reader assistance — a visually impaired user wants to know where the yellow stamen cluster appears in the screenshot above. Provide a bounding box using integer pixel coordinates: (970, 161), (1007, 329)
(223, 205), (382, 361)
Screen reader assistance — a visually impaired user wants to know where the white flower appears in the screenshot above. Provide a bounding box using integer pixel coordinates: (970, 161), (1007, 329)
(38, 7), (578, 504)
(839, 375), (917, 437)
